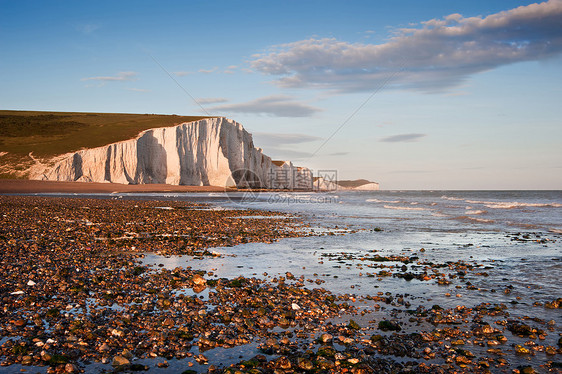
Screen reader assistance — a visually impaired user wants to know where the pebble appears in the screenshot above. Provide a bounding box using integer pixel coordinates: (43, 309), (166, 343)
(1, 195), (560, 373)
(112, 355), (130, 367)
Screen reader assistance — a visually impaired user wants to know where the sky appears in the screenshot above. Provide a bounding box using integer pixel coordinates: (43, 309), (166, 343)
(1, 0), (561, 190)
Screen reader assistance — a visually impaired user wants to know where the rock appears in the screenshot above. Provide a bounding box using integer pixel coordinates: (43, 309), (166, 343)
(112, 355), (130, 367)
(319, 333), (333, 344)
(514, 344), (531, 355)
(378, 320), (401, 331)
(121, 349), (133, 360)
(13, 319), (26, 327)
(111, 328), (124, 337)
(480, 324), (495, 334)
(40, 351), (52, 362)
(317, 357), (335, 369)
(163, 317), (175, 327)
(297, 358), (314, 370)
(276, 356), (291, 369)
(455, 356), (472, 365)
(64, 363), (78, 373)
(192, 274), (206, 286)
(545, 346), (557, 355)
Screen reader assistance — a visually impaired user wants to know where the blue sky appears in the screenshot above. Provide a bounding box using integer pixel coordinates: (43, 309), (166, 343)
(1, 0), (561, 189)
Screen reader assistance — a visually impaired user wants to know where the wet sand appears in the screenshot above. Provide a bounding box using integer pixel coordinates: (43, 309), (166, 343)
(0, 179), (231, 194)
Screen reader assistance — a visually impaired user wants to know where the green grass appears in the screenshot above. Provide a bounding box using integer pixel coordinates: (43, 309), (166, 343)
(0, 110), (211, 177)
(0, 110), (210, 157)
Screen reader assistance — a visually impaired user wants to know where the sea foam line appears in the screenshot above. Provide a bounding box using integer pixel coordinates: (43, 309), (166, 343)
(383, 205), (428, 211)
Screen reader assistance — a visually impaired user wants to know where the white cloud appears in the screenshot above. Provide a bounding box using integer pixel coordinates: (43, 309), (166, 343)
(197, 97), (229, 104)
(208, 95), (321, 117)
(380, 133), (426, 142)
(265, 148), (314, 160)
(199, 67), (218, 74)
(224, 65), (238, 74)
(81, 71), (137, 82)
(253, 132), (321, 146)
(251, 0), (562, 92)
(252, 132), (321, 160)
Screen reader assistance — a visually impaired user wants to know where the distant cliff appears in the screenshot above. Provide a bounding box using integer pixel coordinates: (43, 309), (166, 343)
(29, 117), (275, 188)
(338, 179), (380, 191)
(314, 178), (380, 191)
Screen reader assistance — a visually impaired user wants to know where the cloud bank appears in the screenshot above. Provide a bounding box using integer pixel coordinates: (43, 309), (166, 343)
(380, 133), (426, 142)
(251, 0), (562, 92)
(208, 95), (321, 117)
(253, 132), (321, 147)
(197, 97), (228, 105)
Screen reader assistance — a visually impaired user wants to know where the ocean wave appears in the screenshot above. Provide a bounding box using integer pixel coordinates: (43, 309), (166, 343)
(453, 215), (494, 224)
(484, 202), (562, 209)
(461, 199), (562, 209)
(465, 207), (487, 215)
(383, 205), (428, 211)
(432, 212), (449, 217)
(366, 199), (400, 203)
(441, 196), (465, 201)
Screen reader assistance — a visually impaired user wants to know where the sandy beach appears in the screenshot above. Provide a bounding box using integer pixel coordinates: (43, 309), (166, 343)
(0, 179), (230, 194)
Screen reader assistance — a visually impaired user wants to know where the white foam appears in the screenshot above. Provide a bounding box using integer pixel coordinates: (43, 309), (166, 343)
(441, 196), (465, 201)
(384, 205), (428, 211)
(432, 212), (449, 217)
(484, 202), (562, 209)
(454, 216), (494, 223)
(366, 199), (400, 203)
(465, 207), (486, 215)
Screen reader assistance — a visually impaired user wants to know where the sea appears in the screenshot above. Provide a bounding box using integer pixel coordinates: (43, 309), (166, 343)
(4, 190), (562, 372)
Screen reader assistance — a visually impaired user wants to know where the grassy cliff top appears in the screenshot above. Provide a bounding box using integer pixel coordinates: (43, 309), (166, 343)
(0, 110), (210, 157)
(337, 179), (376, 188)
(0, 110), (210, 178)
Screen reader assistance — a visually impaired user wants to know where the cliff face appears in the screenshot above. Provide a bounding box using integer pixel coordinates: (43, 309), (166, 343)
(30, 117), (274, 187)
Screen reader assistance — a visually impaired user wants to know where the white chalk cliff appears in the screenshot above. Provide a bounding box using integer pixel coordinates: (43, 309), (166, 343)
(30, 117), (276, 188)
